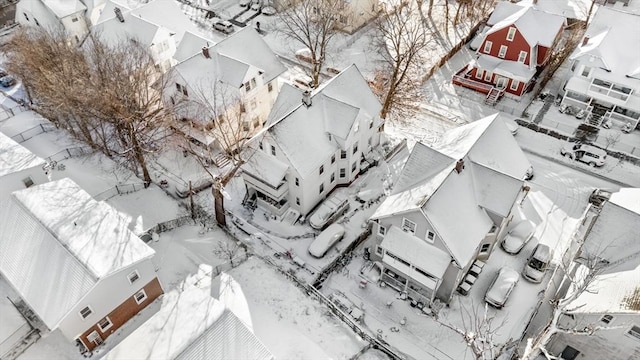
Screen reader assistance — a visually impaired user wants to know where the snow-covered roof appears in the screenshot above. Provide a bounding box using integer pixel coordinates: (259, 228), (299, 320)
(95, 10), (164, 48)
(105, 267), (273, 360)
(566, 264), (640, 314)
(487, 2), (565, 47)
(242, 148), (289, 188)
(174, 31), (215, 63)
(474, 55), (537, 82)
(266, 65), (381, 177)
(381, 226), (451, 280)
(0, 131), (46, 178)
(42, 0), (86, 19)
(571, 7), (640, 85)
(0, 178), (154, 330)
(609, 188), (640, 214)
(518, 0), (595, 21)
(372, 114), (527, 267)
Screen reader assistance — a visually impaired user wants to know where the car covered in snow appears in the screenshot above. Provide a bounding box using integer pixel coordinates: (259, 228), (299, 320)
(560, 143), (607, 167)
(308, 190), (349, 230)
(588, 188), (612, 208)
(522, 244), (552, 283)
(485, 267), (519, 309)
(308, 223), (345, 258)
(501, 220), (536, 255)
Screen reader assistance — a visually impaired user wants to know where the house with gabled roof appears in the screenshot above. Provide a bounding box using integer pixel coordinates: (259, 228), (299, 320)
(369, 114), (531, 304)
(559, 7), (640, 131)
(453, 1), (565, 104)
(240, 64), (384, 218)
(16, 0), (89, 43)
(0, 177), (163, 353)
(0, 131), (48, 201)
(545, 188), (640, 360)
(167, 27), (286, 160)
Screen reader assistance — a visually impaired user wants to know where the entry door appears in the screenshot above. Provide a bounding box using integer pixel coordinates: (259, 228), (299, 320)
(87, 331), (103, 347)
(496, 77), (507, 89)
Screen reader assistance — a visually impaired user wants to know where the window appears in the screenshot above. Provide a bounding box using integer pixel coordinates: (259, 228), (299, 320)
(475, 69), (484, 79)
(319, 183), (324, 194)
(480, 243), (491, 254)
(270, 145), (276, 156)
(483, 41), (492, 54)
(628, 325), (640, 340)
(368, 137), (372, 148)
(340, 150), (347, 159)
(23, 12), (29, 21)
(378, 225), (386, 236)
(79, 306), (93, 319)
(176, 83), (188, 96)
(498, 45), (507, 59)
(375, 245), (383, 256)
(295, 177), (299, 186)
(560, 346), (580, 360)
(369, 120), (373, 129)
(239, 103), (246, 113)
(134, 289), (148, 305)
(518, 51), (527, 63)
(581, 66), (591, 77)
(330, 173), (335, 183)
(352, 143), (358, 154)
(510, 80), (520, 91)
(244, 80), (252, 92)
(331, 154), (336, 164)
(402, 218), (416, 234)
(98, 317), (113, 332)
(426, 231), (435, 242)
(339, 168), (346, 178)
(250, 99), (257, 110)
(250, 78), (256, 89)
(484, 71), (492, 82)
(34, 18), (40, 26)
(506, 27), (516, 41)
(72, 16), (79, 23)
(319, 165), (324, 175)
(600, 314), (613, 324)
(351, 162), (357, 173)
(259, 142), (263, 150)
(268, 82), (273, 92)
(22, 177), (34, 188)
(296, 197), (300, 205)
(127, 270), (140, 284)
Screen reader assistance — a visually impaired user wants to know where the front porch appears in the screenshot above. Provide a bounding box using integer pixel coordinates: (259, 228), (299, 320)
(452, 67), (506, 106)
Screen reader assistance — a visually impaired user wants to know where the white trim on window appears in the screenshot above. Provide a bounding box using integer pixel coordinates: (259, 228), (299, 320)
(518, 51), (527, 63)
(627, 325), (640, 340)
(97, 316), (113, 332)
(401, 218), (416, 235)
(79, 306), (93, 320)
(475, 69), (484, 79)
(506, 27), (516, 41)
(134, 289), (148, 305)
(426, 231), (435, 243)
(510, 80), (520, 91)
(127, 270), (140, 284)
(600, 314), (613, 324)
(375, 245), (383, 256)
(484, 71), (492, 82)
(498, 45), (508, 59)
(483, 41), (492, 54)
(378, 225), (386, 236)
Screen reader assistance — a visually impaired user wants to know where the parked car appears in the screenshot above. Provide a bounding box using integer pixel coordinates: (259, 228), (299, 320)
(501, 220), (536, 255)
(309, 190), (349, 230)
(522, 244), (552, 283)
(588, 188), (612, 208)
(250, 0), (261, 11)
(560, 143), (607, 167)
(308, 223), (345, 258)
(0, 75), (16, 88)
(261, 6), (276, 15)
(524, 165), (534, 181)
(213, 20), (234, 34)
(239, 0), (250, 6)
(485, 267), (519, 309)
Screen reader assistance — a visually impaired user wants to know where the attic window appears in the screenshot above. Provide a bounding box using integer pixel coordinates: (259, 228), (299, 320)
(378, 225), (386, 236)
(23, 13), (29, 21)
(402, 218), (416, 235)
(498, 45), (507, 59)
(72, 16), (79, 23)
(22, 177), (34, 188)
(340, 150), (347, 159)
(244, 80), (252, 92)
(600, 315), (613, 324)
(426, 231), (435, 243)
(127, 270), (140, 284)
(79, 306), (93, 319)
(176, 83), (188, 97)
(506, 27), (516, 41)
(268, 82), (273, 92)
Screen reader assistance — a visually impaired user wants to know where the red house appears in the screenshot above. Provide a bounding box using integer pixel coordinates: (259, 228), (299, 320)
(453, 2), (565, 104)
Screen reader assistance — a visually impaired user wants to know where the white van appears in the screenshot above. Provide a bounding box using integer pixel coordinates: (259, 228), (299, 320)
(560, 143), (607, 167)
(522, 244), (552, 283)
(214, 20), (234, 34)
(308, 224), (345, 258)
(308, 190), (349, 230)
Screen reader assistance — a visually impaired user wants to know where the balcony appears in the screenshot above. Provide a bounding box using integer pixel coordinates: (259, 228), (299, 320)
(452, 68), (494, 95)
(567, 76), (637, 107)
(243, 171), (288, 200)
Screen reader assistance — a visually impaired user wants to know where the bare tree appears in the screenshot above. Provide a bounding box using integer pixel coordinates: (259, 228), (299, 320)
(213, 238), (245, 267)
(373, 0), (433, 119)
(438, 301), (509, 360)
(603, 130), (621, 150)
(276, 0), (342, 87)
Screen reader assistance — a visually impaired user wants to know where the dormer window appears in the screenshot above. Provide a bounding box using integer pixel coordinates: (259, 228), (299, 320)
(176, 83), (188, 97)
(402, 218), (416, 235)
(506, 27), (516, 41)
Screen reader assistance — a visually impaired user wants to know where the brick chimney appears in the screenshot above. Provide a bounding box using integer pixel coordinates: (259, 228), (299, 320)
(582, 36), (590, 46)
(202, 46), (210, 59)
(302, 90), (312, 108)
(455, 159), (465, 174)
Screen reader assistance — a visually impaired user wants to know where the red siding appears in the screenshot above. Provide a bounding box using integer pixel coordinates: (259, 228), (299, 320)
(480, 26), (532, 65)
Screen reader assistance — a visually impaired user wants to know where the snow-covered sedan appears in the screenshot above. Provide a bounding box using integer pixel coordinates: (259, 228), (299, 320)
(485, 267), (519, 309)
(501, 220), (536, 255)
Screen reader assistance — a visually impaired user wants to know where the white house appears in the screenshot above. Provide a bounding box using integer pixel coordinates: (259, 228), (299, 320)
(241, 64), (384, 218)
(0, 131), (48, 201)
(93, 0), (203, 72)
(559, 7), (640, 130)
(16, 0), (89, 43)
(369, 114), (531, 304)
(104, 267), (274, 360)
(0, 178), (163, 353)
(336, 0), (380, 34)
(168, 27), (286, 158)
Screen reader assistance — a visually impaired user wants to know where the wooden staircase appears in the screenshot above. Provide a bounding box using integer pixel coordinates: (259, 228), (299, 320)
(485, 87), (504, 106)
